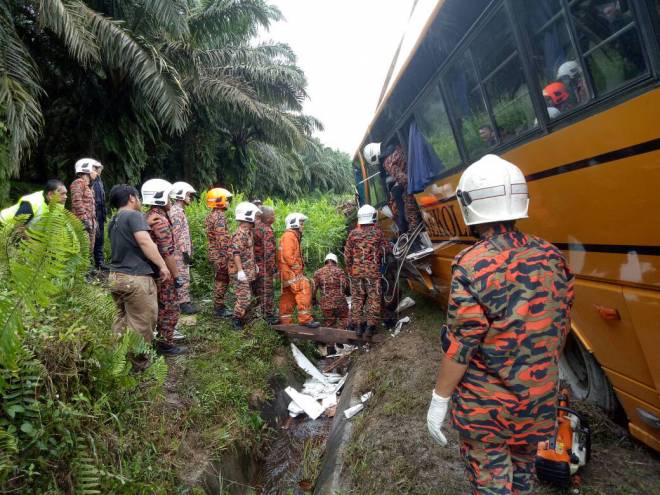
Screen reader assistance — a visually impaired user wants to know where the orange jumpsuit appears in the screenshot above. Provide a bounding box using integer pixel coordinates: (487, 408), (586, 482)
(278, 229), (313, 325)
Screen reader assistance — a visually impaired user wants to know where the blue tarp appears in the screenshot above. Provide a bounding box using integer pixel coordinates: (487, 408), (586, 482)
(407, 121), (444, 194)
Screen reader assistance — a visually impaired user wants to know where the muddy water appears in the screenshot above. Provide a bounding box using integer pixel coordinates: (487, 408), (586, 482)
(259, 417), (332, 494)
(258, 354), (341, 495)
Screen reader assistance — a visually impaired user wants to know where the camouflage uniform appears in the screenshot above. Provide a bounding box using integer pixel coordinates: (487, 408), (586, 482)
(442, 224), (574, 495)
(169, 202), (192, 304)
(383, 145), (422, 232)
(70, 177), (97, 252)
(344, 224), (390, 327)
(313, 264), (349, 328)
(146, 207), (179, 343)
(228, 223), (257, 319)
(253, 218), (277, 318)
(205, 209), (231, 311)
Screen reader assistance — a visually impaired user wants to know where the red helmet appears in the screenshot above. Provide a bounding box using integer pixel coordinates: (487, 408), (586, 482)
(543, 82), (570, 106)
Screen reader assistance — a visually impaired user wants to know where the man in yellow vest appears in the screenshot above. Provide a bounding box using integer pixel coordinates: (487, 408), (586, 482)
(0, 180), (68, 224)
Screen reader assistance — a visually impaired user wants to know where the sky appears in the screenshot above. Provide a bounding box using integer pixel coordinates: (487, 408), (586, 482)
(264, 1), (416, 155)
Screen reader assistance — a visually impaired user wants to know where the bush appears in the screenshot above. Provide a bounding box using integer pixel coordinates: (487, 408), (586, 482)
(0, 206), (168, 493)
(186, 194), (350, 298)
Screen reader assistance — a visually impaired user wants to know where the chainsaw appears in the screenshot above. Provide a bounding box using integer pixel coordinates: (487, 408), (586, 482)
(535, 389), (591, 489)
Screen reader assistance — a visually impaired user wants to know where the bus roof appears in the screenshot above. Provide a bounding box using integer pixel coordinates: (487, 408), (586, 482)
(355, 0), (445, 159)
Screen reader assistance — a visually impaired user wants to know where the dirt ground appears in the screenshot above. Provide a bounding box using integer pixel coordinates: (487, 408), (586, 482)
(341, 298), (660, 495)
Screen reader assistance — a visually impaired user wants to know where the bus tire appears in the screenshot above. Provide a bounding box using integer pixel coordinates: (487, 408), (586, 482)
(559, 334), (619, 414)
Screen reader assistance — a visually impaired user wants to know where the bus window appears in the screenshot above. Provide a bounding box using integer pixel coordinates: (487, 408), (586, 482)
(413, 85), (461, 170)
(443, 53), (492, 158)
(472, 8), (537, 142)
(517, 0), (591, 115)
(569, 0), (648, 95)
(367, 169), (388, 208)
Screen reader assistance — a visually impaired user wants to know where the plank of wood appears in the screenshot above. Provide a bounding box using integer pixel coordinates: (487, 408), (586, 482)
(272, 325), (386, 344)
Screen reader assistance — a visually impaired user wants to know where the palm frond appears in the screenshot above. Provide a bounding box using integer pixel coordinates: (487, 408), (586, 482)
(0, 3), (44, 165)
(82, 4), (190, 133)
(38, 0), (100, 66)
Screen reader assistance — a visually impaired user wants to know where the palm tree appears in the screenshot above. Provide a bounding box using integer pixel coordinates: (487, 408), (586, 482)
(1, 0), (189, 170)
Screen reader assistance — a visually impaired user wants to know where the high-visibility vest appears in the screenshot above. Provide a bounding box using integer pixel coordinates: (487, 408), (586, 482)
(0, 191), (48, 223)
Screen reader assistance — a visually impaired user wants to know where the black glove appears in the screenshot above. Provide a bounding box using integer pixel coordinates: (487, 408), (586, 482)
(183, 252), (193, 265)
(174, 277), (185, 289)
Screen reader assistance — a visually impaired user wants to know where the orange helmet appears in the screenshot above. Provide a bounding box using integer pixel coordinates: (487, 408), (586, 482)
(543, 82), (569, 106)
(206, 188), (233, 209)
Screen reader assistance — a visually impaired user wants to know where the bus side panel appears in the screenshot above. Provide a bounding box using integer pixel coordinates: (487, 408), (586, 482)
(615, 388), (660, 452)
(624, 287), (660, 398)
(571, 279), (655, 390)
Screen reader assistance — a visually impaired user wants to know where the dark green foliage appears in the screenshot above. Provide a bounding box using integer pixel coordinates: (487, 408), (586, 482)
(0, 205), (168, 492)
(1, 0), (351, 205)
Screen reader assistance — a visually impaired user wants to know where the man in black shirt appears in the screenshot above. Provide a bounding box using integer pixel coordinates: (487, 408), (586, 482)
(107, 184), (171, 343)
(92, 164), (108, 270)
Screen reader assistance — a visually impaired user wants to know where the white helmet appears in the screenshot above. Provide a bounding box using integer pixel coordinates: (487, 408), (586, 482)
(285, 212), (308, 230)
(547, 106), (561, 119)
(363, 142), (381, 166)
(557, 60), (582, 80)
(456, 155), (529, 226)
(325, 253), (338, 264)
(141, 179), (173, 206)
(357, 204), (377, 225)
(235, 202), (259, 223)
(75, 158), (102, 174)
(170, 181), (196, 200)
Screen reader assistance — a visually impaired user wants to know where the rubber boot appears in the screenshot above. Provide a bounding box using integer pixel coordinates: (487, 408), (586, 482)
(365, 325), (376, 338)
(232, 317), (244, 331)
(155, 341), (185, 356)
(304, 320), (321, 329)
(346, 323), (356, 332)
(214, 307), (233, 318)
(266, 315), (280, 325)
(180, 302), (199, 315)
(356, 322), (366, 338)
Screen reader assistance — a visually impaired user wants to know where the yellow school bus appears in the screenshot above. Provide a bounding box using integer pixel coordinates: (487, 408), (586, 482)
(355, 0), (660, 450)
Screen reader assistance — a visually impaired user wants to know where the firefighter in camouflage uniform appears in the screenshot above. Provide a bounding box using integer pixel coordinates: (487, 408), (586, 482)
(70, 158), (101, 256)
(169, 182), (197, 315)
(205, 188), (233, 318)
(253, 205), (278, 324)
(228, 202), (259, 330)
(142, 179), (184, 355)
(344, 204), (391, 338)
(364, 143), (422, 233)
(312, 253), (349, 328)
(426, 155), (575, 495)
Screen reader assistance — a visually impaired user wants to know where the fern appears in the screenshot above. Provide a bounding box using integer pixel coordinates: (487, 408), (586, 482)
(0, 206), (89, 371)
(0, 427), (18, 484)
(73, 440), (101, 495)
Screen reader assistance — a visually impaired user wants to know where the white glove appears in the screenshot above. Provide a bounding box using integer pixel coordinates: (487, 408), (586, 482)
(427, 390), (450, 446)
(237, 270), (247, 282)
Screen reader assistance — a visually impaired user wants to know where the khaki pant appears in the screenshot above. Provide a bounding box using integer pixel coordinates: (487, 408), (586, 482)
(109, 272), (158, 343)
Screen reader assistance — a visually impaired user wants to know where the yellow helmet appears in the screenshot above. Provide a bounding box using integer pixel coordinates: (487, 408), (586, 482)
(206, 188), (232, 209)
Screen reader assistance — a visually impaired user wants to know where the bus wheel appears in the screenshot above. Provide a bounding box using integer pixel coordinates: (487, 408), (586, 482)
(559, 334), (619, 414)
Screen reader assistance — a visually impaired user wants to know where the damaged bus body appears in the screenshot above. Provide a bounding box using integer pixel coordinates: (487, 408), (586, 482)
(354, 0), (660, 450)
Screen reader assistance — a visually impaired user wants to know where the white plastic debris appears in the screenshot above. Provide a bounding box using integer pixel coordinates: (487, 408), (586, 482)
(327, 344), (357, 358)
(285, 387), (324, 420)
(344, 403), (364, 419)
(391, 316), (411, 337)
(321, 394), (337, 410)
(360, 391), (373, 403)
(396, 297), (416, 313)
(288, 400), (304, 417)
(323, 373), (343, 384)
(291, 343), (330, 384)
